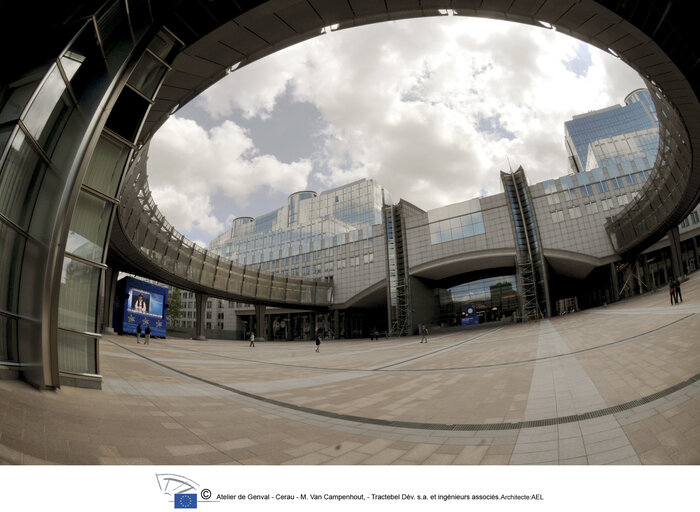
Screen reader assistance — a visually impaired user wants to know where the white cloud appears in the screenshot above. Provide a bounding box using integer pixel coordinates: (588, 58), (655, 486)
(148, 117), (312, 236)
(149, 15), (645, 237)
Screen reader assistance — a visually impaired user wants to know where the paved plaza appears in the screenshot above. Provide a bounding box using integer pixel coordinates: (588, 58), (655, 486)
(1, 274), (699, 465)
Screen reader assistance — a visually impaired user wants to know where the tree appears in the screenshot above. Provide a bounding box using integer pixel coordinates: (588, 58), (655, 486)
(167, 288), (184, 326)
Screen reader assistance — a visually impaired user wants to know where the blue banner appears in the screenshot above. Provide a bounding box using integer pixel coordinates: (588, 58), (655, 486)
(114, 276), (169, 338)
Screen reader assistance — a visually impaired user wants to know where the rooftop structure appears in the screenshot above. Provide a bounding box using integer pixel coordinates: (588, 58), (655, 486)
(564, 89), (658, 175)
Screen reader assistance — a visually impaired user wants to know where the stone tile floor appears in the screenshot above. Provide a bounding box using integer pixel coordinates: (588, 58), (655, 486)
(1, 272), (699, 465)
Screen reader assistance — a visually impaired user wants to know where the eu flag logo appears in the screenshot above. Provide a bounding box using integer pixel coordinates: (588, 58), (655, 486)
(174, 494), (197, 508)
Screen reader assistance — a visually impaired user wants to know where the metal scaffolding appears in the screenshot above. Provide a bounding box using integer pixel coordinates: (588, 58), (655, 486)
(384, 204), (410, 337)
(502, 168), (551, 320)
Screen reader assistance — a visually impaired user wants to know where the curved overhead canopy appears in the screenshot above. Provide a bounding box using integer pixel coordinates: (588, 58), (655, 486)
(132, 0), (699, 258)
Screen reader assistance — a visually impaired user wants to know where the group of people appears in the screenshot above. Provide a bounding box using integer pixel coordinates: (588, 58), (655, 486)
(669, 277), (684, 305)
(135, 324), (151, 344)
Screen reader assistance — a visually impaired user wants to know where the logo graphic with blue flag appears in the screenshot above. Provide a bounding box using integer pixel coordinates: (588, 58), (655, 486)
(174, 493), (197, 508)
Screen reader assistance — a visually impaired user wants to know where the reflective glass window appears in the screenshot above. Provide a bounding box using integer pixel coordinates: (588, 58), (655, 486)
(58, 257), (101, 333)
(0, 314), (19, 363)
(568, 206), (582, 219)
(96, 0), (134, 68)
(57, 330), (96, 374)
(0, 79), (40, 124)
(21, 66), (73, 152)
(0, 130), (60, 243)
(148, 30), (180, 61)
(0, 222), (25, 314)
(127, 52), (168, 99)
(66, 191), (113, 263)
(82, 134), (129, 196)
(429, 211), (484, 245)
(0, 125), (13, 151)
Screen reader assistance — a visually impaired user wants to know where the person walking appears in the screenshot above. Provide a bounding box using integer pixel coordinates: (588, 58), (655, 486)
(669, 279), (676, 305)
(674, 277), (683, 303)
(136, 323), (142, 343)
(144, 325), (151, 345)
(420, 325), (429, 343)
(315, 333), (321, 352)
(249, 331), (255, 347)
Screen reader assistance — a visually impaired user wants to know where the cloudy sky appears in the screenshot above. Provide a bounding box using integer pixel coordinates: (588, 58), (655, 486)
(147, 15), (645, 246)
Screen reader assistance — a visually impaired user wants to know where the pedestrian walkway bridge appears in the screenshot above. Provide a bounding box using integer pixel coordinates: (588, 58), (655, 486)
(108, 148), (333, 309)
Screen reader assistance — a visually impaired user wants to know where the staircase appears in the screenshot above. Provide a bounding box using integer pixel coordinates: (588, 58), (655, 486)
(501, 167), (550, 320)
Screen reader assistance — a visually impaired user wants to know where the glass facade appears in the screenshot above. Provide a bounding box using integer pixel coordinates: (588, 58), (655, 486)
(426, 198), (485, 244)
(564, 89), (658, 175)
(209, 179), (388, 276)
(542, 167), (650, 222)
(0, 1), (183, 385)
(439, 276), (519, 326)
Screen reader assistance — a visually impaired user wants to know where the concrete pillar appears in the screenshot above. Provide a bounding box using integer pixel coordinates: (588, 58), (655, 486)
(255, 304), (266, 340)
(286, 313), (292, 341)
(333, 310), (340, 340)
(643, 255), (655, 291)
(610, 263), (620, 301)
(635, 258), (644, 295)
(692, 235), (699, 270)
(667, 227), (683, 278)
(102, 268), (119, 335)
(265, 310), (272, 341)
(194, 293), (208, 340)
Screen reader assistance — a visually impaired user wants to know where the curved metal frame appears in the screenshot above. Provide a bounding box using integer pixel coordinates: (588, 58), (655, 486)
(110, 145), (332, 308)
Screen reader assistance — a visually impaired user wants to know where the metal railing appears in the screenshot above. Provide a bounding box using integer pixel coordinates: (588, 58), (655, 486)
(112, 150), (333, 307)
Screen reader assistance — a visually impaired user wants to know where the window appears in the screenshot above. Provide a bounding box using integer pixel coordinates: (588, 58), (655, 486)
(568, 206), (582, 219)
(576, 174), (593, 196)
(592, 169), (608, 193)
(429, 211), (485, 245)
(547, 193), (561, 205)
(551, 210), (564, 223)
(585, 202), (599, 215)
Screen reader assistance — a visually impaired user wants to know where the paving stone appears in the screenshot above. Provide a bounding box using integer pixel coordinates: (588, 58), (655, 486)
(1, 279), (700, 465)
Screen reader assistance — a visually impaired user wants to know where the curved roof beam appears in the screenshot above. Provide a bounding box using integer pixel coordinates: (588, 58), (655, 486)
(134, 0), (699, 259)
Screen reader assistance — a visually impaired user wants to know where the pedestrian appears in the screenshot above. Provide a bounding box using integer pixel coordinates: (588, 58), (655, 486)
(674, 277), (683, 303)
(249, 331), (255, 347)
(136, 323), (142, 343)
(144, 325), (151, 345)
(420, 325), (429, 343)
(669, 279), (676, 305)
(315, 333), (321, 352)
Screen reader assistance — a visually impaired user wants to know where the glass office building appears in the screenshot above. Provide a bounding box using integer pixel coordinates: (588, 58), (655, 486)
(210, 179), (389, 276)
(564, 89), (658, 176)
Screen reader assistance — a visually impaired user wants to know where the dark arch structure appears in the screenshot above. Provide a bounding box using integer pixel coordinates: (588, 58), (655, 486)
(0, 0), (698, 389)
